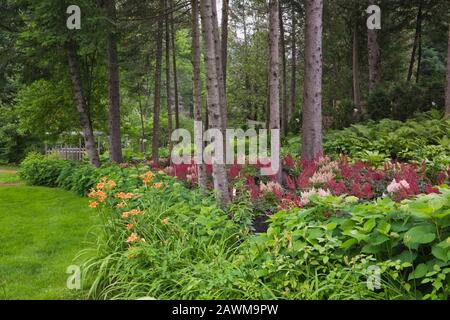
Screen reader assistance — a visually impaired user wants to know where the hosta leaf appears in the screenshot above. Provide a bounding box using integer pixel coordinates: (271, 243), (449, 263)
(392, 251), (417, 264)
(403, 225), (436, 249)
(341, 238), (358, 249)
(408, 263), (428, 280)
(432, 246), (449, 263)
(363, 219), (377, 233)
(376, 221), (391, 236)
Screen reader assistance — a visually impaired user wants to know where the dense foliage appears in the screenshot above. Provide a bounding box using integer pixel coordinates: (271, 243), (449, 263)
(19, 143), (450, 299)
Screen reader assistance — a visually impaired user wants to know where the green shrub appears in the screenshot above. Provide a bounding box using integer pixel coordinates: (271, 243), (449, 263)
(367, 82), (430, 121)
(18, 152), (71, 187)
(324, 114), (450, 169)
(19, 153), (148, 196)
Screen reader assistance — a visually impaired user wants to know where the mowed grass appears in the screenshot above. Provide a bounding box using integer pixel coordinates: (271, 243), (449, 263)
(0, 166), (21, 184)
(0, 170), (98, 299)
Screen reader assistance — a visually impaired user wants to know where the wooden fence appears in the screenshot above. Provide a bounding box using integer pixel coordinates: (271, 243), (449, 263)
(45, 147), (86, 161)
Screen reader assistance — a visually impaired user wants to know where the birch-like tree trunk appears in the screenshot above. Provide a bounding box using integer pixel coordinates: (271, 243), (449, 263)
(301, 0), (323, 160)
(269, 0), (281, 180)
(367, 0), (381, 94)
(200, 0), (230, 206)
(169, 0), (180, 127)
(191, 0), (207, 190)
(66, 40), (100, 168)
(279, 2), (288, 136)
(352, 20), (361, 113)
(105, 0), (123, 163)
(289, 3), (296, 123)
(221, 0), (229, 90)
(165, 0), (174, 155)
(446, 22), (450, 117)
(210, 0), (227, 133)
(152, 11), (164, 165)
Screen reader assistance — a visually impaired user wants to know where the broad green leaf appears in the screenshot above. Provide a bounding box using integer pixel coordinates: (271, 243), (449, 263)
(408, 263), (428, 280)
(403, 225), (436, 249)
(363, 219), (376, 233)
(376, 221), (391, 236)
(432, 246), (449, 263)
(341, 238), (358, 249)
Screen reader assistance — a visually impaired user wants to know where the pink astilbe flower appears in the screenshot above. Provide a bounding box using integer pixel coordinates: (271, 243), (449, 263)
(299, 188), (331, 207)
(309, 170), (334, 185)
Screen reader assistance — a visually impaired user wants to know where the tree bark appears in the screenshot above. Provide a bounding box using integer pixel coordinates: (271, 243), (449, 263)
(352, 20), (361, 113)
(416, 15), (423, 83)
(152, 10), (164, 165)
(210, 0), (227, 133)
(221, 0), (229, 91)
(407, 0), (423, 82)
(301, 0), (323, 160)
(289, 3), (296, 124)
(169, 0), (180, 127)
(200, 0), (230, 206)
(191, 0), (207, 190)
(105, 0), (123, 163)
(367, 0), (381, 94)
(279, 2), (288, 136)
(137, 93), (146, 154)
(446, 22), (450, 117)
(269, 0), (281, 181)
(66, 40), (100, 167)
(165, 0), (174, 156)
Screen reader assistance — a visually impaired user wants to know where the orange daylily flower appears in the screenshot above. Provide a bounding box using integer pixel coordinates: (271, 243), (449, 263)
(116, 201), (126, 209)
(106, 180), (117, 189)
(126, 223), (134, 230)
(89, 201), (98, 208)
(96, 182), (105, 190)
(126, 233), (138, 243)
(115, 192), (133, 200)
(96, 190), (107, 203)
(140, 171), (154, 184)
(122, 211), (130, 219)
(130, 209), (141, 216)
(153, 182), (163, 189)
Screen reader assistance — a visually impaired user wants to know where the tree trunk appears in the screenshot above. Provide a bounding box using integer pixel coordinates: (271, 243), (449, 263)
(446, 22), (450, 117)
(416, 16), (423, 83)
(279, 2), (288, 136)
(191, 0), (207, 190)
(200, 0), (230, 206)
(289, 3), (296, 123)
(152, 11), (164, 165)
(169, 0), (180, 127)
(352, 20), (361, 113)
(165, 0), (174, 156)
(367, 0), (381, 94)
(105, 0), (123, 163)
(138, 95), (146, 154)
(269, 0), (281, 181)
(301, 0), (323, 160)
(221, 0), (229, 91)
(210, 0), (227, 133)
(408, 0), (423, 82)
(66, 40), (100, 167)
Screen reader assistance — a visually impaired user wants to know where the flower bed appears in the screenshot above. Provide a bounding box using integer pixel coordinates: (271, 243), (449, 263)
(166, 155), (449, 212)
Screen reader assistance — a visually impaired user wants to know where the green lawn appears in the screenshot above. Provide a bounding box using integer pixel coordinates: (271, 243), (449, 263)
(0, 166), (21, 184)
(0, 170), (97, 299)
